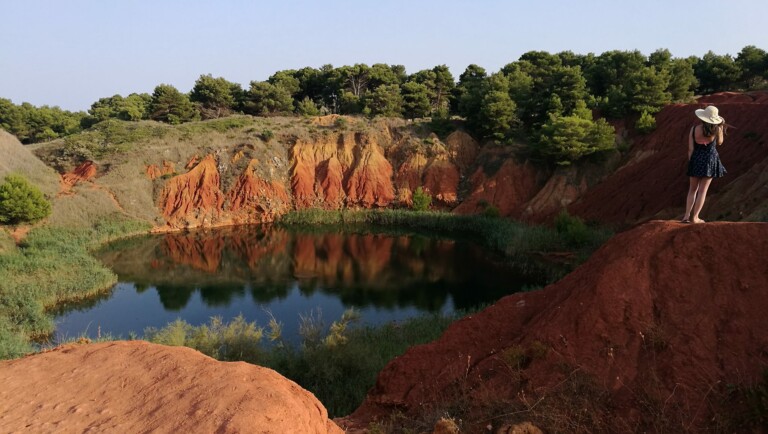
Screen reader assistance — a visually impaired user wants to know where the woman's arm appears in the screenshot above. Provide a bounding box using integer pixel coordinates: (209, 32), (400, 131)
(716, 123), (725, 145)
(688, 126), (694, 159)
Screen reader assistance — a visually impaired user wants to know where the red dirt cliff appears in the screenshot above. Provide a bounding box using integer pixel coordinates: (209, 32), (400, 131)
(290, 132), (395, 209)
(59, 160), (97, 194)
(346, 221), (768, 432)
(158, 154), (225, 228)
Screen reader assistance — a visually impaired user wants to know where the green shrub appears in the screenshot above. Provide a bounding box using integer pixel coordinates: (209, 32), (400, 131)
(636, 111), (657, 134)
(296, 97), (321, 116)
(537, 102), (616, 165)
(145, 315), (266, 361)
(481, 203), (501, 218)
(261, 129), (274, 142)
(554, 209), (590, 246)
(334, 117), (348, 129)
(0, 216), (151, 359)
(0, 174), (52, 225)
(143, 308), (467, 418)
(412, 187), (432, 211)
(0, 315), (31, 359)
(0, 230), (15, 255)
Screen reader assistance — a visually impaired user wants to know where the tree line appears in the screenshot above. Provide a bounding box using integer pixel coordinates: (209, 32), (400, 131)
(1, 46), (766, 164)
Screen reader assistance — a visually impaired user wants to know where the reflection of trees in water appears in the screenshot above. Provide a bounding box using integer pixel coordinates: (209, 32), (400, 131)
(95, 225), (543, 311)
(155, 284), (194, 311)
(199, 283), (245, 307)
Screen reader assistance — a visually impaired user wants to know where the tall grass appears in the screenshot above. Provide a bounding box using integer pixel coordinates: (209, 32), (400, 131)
(0, 216), (151, 359)
(144, 309), (466, 417)
(280, 209), (611, 259)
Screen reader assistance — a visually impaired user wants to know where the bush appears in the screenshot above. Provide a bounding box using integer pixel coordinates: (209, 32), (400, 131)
(144, 309), (466, 417)
(636, 111), (657, 134)
(483, 204), (501, 218)
(412, 187), (432, 211)
(334, 117), (348, 129)
(296, 97), (321, 116)
(554, 209), (590, 246)
(261, 129), (274, 142)
(144, 315), (266, 361)
(0, 216), (151, 359)
(0, 174), (52, 225)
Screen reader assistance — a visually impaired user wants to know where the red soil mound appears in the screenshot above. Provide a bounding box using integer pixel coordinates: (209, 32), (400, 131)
(0, 341), (342, 433)
(347, 221), (768, 431)
(454, 154), (538, 217)
(569, 92), (768, 224)
(444, 130), (480, 172)
(226, 159), (291, 224)
(59, 160), (97, 193)
(393, 143), (461, 207)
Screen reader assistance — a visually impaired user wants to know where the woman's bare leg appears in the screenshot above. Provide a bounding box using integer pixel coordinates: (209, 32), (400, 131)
(683, 177), (700, 221)
(691, 177), (713, 223)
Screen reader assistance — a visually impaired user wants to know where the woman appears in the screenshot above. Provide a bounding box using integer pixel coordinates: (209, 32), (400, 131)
(682, 105), (727, 223)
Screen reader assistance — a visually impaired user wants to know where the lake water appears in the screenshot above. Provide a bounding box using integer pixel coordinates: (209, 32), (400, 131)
(53, 225), (548, 343)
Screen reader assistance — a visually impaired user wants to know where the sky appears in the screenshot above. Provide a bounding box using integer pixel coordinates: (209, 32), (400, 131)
(1, 0), (766, 112)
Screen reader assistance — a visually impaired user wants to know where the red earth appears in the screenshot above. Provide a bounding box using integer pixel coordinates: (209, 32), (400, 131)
(0, 341), (343, 433)
(343, 221), (768, 432)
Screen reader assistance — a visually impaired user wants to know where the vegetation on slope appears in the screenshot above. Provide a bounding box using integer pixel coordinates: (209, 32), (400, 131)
(0, 217), (151, 359)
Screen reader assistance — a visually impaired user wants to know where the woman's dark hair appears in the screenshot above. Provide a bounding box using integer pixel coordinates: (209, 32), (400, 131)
(702, 122), (716, 136)
(701, 120), (727, 145)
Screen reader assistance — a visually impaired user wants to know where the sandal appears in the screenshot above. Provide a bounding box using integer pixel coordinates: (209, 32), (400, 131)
(679, 219), (691, 224)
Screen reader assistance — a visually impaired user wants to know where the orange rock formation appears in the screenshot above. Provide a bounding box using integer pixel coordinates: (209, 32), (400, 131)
(392, 133), (472, 207)
(453, 157), (538, 216)
(145, 160), (176, 180)
(59, 160), (97, 193)
(226, 159), (290, 224)
(158, 155), (224, 228)
(290, 132), (394, 209)
(143, 92), (767, 230)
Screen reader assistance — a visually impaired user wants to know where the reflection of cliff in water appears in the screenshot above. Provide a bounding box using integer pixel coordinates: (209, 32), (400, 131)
(96, 226), (543, 311)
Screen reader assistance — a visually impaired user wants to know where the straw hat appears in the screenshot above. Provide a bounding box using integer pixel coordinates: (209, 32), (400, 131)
(695, 105), (723, 124)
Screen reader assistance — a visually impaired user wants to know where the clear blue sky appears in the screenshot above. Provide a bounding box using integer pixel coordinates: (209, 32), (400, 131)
(1, 0), (766, 111)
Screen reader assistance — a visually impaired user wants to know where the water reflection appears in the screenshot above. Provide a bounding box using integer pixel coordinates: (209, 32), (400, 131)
(95, 226), (536, 312)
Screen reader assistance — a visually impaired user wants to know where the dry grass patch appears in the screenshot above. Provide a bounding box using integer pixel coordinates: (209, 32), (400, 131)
(0, 130), (60, 197)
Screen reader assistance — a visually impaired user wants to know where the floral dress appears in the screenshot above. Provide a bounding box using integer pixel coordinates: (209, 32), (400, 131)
(687, 126), (726, 178)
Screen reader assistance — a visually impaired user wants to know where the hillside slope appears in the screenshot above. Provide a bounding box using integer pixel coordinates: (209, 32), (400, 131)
(17, 92), (768, 230)
(345, 221), (768, 432)
(0, 129), (60, 197)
